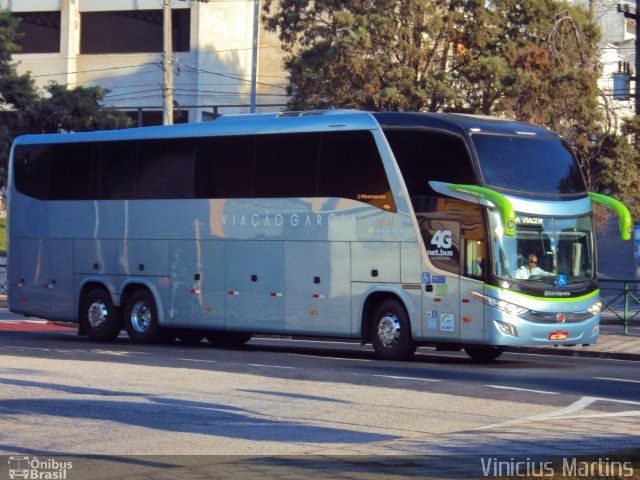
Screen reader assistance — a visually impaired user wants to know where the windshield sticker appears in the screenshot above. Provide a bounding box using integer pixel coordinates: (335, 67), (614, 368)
(422, 272), (431, 284)
(558, 274), (568, 287)
(440, 314), (455, 332)
(516, 216), (543, 225)
(435, 284), (448, 297)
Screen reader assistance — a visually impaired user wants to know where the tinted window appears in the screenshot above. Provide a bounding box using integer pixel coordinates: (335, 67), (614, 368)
(13, 145), (51, 200)
(13, 12), (61, 54)
(80, 10), (189, 54)
(473, 134), (587, 195)
(100, 141), (137, 199)
(195, 136), (254, 198)
(319, 131), (394, 211)
(383, 129), (476, 196)
(254, 133), (319, 197)
(137, 139), (195, 199)
(50, 143), (98, 200)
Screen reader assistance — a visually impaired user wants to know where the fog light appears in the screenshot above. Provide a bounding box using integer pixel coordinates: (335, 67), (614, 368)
(494, 320), (518, 338)
(591, 324), (599, 336)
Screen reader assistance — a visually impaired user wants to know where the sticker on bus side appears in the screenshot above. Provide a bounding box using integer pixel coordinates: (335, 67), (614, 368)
(440, 314), (455, 332)
(422, 272), (431, 284)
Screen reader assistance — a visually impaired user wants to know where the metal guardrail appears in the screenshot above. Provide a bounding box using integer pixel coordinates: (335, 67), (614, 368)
(598, 278), (640, 334)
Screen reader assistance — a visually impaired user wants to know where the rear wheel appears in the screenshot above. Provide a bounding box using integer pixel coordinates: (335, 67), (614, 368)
(81, 288), (122, 342)
(206, 332), (252, 347)
(370, 299), (416, 361)
(464, 346), (505, 362)
(124, 289), (160, 343)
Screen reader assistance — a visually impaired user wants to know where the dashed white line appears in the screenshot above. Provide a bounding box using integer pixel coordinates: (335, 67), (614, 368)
(486, 385), (559, 395)
(373, 375), (442, 382)
(287, 353), (373, 362)
(248, 363), (298, 370)
(593, 376), (640, 384)
(178, 358), (219, 364)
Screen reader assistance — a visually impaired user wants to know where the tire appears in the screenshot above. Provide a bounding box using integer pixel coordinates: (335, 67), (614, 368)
(177, 330), (205, 345)
(124, 289), (160, 343)
(80, 288), (122, 342)
(464, 346), (505, 362)
(206, 332), (252, 348)
(370, 299), (416, 361)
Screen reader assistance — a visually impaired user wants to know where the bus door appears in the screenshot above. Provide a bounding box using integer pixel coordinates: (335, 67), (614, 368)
(421, 220), (460, 342)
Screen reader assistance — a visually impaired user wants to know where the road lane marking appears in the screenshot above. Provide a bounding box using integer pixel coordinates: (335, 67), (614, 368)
(486, 385), (559, 395)
(248, 364), (298, 370)
(287, 353), (374, 362)
(373, 375), (442, 382)
(594, 376), (640, 384)
(1, 345), (51, 352)
(178, 358), (220, 364)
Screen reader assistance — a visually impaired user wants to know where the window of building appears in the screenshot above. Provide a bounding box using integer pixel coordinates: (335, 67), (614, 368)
(80, 10), (190, 54)
(13, 11), (61, 54)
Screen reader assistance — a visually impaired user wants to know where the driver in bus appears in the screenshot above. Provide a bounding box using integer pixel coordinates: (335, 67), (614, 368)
(515, 254), (553, 279)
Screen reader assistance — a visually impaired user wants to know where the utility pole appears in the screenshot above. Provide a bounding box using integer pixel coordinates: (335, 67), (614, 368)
(249, 0), (260, 113)
(163, 0), (174, 125)
(618, 0), (640, 115)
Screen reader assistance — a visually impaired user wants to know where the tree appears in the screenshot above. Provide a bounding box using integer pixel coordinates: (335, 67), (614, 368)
(0, 9), (131, 185)
(596, 116), (640, 218)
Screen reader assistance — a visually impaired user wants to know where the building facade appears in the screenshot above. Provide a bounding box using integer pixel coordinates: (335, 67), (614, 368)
(0, 0), (288, 125)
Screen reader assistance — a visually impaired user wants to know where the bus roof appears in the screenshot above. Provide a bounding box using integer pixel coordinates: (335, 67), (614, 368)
(373, 111), (558, 138)
(13, 110), (558, 146)
(12, 110), (379, 145)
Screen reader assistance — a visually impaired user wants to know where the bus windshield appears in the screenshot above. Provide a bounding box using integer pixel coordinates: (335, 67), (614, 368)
(472, 134), (586, 195)
(488, 210), (594, 287)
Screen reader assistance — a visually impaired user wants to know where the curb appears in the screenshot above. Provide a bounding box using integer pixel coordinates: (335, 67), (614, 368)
(506, 345), (640, 361)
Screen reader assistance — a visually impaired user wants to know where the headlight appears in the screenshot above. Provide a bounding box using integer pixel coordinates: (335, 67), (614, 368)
(471, 291), (530, 317)
(587, 301), (602, 316)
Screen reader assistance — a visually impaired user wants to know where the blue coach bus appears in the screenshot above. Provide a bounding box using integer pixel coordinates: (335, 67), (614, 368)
(7, 110), (631, 361)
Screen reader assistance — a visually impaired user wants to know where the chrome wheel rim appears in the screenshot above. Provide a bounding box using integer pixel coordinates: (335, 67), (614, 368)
(377, 314), (400, 348)
(130, 301), (152, 333)
(87, 300), (108, 330)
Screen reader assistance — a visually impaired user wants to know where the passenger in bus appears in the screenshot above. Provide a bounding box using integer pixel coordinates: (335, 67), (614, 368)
(515, 254), (553, 279)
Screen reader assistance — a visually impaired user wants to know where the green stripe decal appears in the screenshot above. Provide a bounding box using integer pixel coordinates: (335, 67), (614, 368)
(588, 192), (632, 241)
(485, 284), (599, 303)
(447, 184), (516, 236)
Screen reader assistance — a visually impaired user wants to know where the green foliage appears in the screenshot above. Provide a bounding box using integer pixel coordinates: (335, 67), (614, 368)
(0, 9), (131, 186)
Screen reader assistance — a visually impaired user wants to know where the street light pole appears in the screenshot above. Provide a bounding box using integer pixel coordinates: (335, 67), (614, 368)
(163, 0), (174, 125)
(249, 0), (260, 113)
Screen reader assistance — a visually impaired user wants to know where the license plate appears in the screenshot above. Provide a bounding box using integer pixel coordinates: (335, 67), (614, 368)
(549, 331), (568, 341)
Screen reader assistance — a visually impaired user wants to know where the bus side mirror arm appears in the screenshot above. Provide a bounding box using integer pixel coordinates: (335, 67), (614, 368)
(442, 183), (517, 236)
(588, 192), (633, 241)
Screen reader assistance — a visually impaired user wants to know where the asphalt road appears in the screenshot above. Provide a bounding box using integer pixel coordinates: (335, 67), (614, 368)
(1, 322), (639, 478)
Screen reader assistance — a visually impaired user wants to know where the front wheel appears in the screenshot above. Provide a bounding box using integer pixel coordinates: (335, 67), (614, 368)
(81, 288), (122, 342)
(464, 346), (505, 362)
(370, 299), (416, 361)
(124, 289), (160, 343)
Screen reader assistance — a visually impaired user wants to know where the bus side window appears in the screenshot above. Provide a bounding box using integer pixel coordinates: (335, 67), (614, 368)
(195, 136), (254, 199)
(14, 144), (52, 200)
